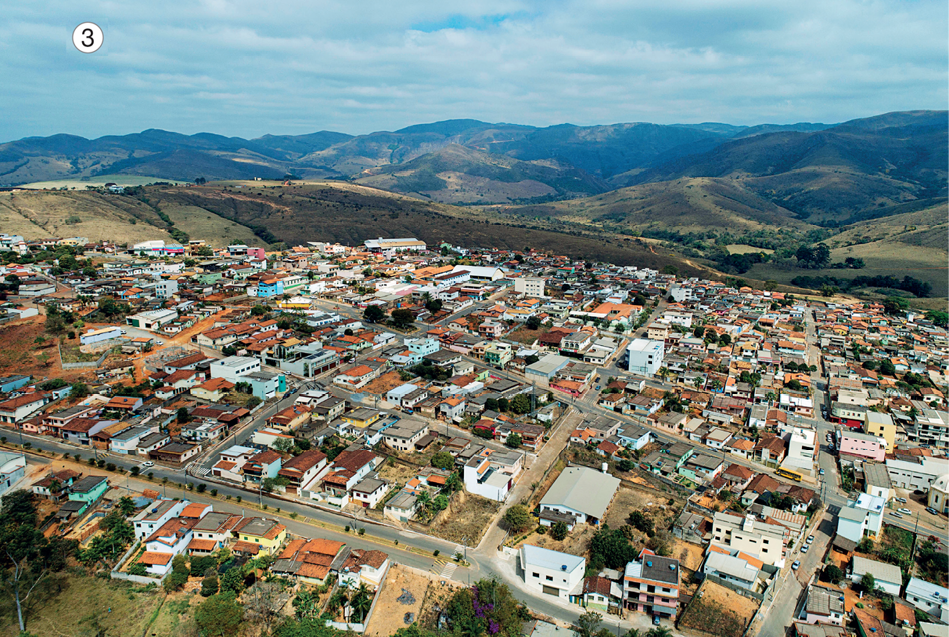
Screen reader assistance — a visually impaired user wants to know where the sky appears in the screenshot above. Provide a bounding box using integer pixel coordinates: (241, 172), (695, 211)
(1, 0), (946, 141)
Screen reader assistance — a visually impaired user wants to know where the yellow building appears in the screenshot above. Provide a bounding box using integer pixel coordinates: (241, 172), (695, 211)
(865, 411), (896, 450)
(233, 517), (287, 556)
(341, 407), (383, 429)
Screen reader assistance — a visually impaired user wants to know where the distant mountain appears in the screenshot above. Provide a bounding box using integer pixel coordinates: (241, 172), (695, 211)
(626, 110), (948, 224)
(353, 144), (608, 204)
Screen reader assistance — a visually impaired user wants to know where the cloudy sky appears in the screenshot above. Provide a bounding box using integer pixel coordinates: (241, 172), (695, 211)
(2, 0), (946, 141)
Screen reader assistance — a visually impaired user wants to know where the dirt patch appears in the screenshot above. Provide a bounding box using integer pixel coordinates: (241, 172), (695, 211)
(679, 580), (759, 637)
(506, 327), (547, 345)
(363, 371), (409, 396)
(364, 565), (435, 637)
(843, 585), (886, 619)
(603, 485), (678, 531)
(377, 458), (422, 486)
(513, 523), (597, 559)
(0, 318), (87, 382)
(671, 539), (706, 572)
(426, 490), (498, 545)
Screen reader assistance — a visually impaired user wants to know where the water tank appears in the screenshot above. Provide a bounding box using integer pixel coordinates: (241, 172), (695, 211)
(601, 462), (608, 473)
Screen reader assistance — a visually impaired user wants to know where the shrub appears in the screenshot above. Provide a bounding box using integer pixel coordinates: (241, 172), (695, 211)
(357, 528), (365, 536)
(106, 462), (116, 472)
(196, 483), (206, 493)
(551, 521), (569, 541)
(433, 550), (440, 557)
(210, 488), (217, 497)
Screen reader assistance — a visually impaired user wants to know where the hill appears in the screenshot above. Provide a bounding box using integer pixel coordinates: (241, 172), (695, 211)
(626, 111), (948, 225)
(353, 144), (608, 204)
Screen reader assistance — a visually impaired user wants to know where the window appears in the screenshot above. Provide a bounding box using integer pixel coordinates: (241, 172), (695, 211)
(546, 575), (553, 581)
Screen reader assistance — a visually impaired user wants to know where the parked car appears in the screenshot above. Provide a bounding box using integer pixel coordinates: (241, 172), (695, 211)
(819, 469), (825, 475)
(792, 561), (801, 570)
(807, 535), (815, 544)
(141, 461), (154, 468)
(890, 512), (903, 518)
(895, 497), (907, 503)
(926, 507), (939, 515)
(801, 545), (809, 554)
(898, 508), (912, 515)
(652, 616), (661, 626)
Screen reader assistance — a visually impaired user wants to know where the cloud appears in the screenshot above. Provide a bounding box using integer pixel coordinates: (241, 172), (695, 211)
(0, 0), (945, 141)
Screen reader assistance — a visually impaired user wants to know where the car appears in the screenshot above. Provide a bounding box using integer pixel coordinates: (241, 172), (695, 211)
(792, 561), (800, 570)
(652, 616), (661, 626)
(801, 545), (808, 554)
(898, 508), (912, 515)
(926, 507), (938, 515)
(819, 469), (825, 475)
(595, 385), (601, 390)
(141, 461), (154, 468)
(807, 535), (815, 544)
(890, 512), (903, 518)
(895, 497), (907, 503)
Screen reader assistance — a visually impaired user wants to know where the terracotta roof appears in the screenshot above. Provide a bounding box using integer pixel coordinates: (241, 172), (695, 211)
(139, 551), (173, 566)
(180, 503), (210, 519)
(232, 541), (261, 555)
(187, 539), (218, 552)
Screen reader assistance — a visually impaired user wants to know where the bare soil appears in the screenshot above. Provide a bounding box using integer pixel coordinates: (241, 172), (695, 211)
(679, 580), (759, 637)
(426, 490), (498, 545)
(363, 371), (408, 396)
(513, 523), (597, 559)
(364, 565), (433, 637)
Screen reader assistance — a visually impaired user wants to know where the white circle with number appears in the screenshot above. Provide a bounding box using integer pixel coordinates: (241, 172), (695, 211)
(73, 22), (103, 53)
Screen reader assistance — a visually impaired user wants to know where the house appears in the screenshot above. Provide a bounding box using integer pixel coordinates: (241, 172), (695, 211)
(711, 511), (788, 567)
(702, 545), (771, 594)
(850, 555), (902, 596)
(350, 476), (391, 508)
(579, 576), (623, 613)
(131, 499), (188, 539)
(382, 421), (429, 451)
(904, 577), (949, 623)
(539, 466), (620, 530)
(31, 469), (80, 501)
(189, 512), (243, 554)
(67, 475), (109, 513)
(271, 538), (346, 584)
(835, 494), (885, 544)
(519, 544), (585, 599)
(798, 584), (846, 626)
(313, 449), (381, 506)
(336, 547), (390, 589)
(233, 517), (287, 556)
(243, 450), (283, 483)
(191, 378), (235, 402)
(149, 441), (200, 464)
(277, 449), (328, 495)
(623, 548), (680, 620)
(0, 393), (47, 424)
(462, 448), (522, 501)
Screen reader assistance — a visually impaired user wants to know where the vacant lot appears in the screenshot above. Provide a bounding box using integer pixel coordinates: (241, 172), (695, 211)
(514, 523), (597, 559)
(427, 490), (498, 545)
(0, 572), (168, 637)
(364, 370), (410, 396)
(679, 580), (759, 637)
(364, 565), (441, 637)
(0, 319), (89, 382)
(377, 458), (422, 486)
(603, 485), (678, 531)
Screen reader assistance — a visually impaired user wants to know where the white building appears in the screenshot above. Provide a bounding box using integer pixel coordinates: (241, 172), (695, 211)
(209, 356), (262, 383)
(905, 577), (949, 623)
(928, 474), (949, 514)
(363, 237), (426, 253)
(514, 277), (546, 298)
(850, 555), (902, 596)
(711, 511), (788, 567)
(627, 338), (664, 376)
(785, 426), (817, 472)
(886, 456), (949, 492)
(539, 466), (620, 529)
(835, 494), (885, 543)
(519, 544), (585, 599)
(80, 326), (123, 346)
(0, 451), (27, 497)
(462, 450), (521, 502)
(131, 499), (188, 540)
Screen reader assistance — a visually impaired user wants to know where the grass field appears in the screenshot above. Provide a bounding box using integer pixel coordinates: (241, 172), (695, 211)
(161, 204), (262, 246)
(19, 174), (185, 189)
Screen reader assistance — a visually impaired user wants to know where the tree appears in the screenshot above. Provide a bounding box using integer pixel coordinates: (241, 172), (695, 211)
(391, 309), (415, 329)
(432, 494), (449, 512)
(551, 521), (569, 541)
(250, 304), (270, 316)
(350, 583), (374, 622)
(590, 526), (637, 569)
(69, 382), (89, 399)
(273, 437), (294, 454)
(497, 398), (510, 412)
(443, 472), (462, 493)
(220, 565), (246, 594)
(201, 575), (220, 597)
(576, 611), (603, 637)
(693, 325), (705, 338)
(526, 315), (542, 330)
(363, 305), (385, 323)
(510, 394), (531, 415)
(719, 333), (731, 346)
(484, 398), (499, 412)
(431, 451), (454, 470)
(879, 359), (896, 376)
(647, 628), (673, 637)
(861, 573), (877, 595)
(503, 505), (533, 533)
(195, 591), (244, 636)
(176, 407), (190, 423)
(505, 433), (522, 449)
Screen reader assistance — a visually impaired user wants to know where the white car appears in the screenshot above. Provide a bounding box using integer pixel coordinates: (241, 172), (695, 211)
(807, 535), (815, 544)
(890, 512), (903, 518)
(801, 545), (809, 554)
(792, 561), (801, 570)
(895, 497), (907, 503)
(141, 461), (154, 468)
(898, 508), (912, 515)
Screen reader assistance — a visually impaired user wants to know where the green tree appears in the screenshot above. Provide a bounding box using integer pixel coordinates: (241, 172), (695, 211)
(431, 451), (455, 470)
(503, 505), (533, 533)
(391, 309), (415, 328)
(509, 394), (531, 415)
(176, 407), (190, 423)
(550, 521), (569, 541)
(484, 398), (499, 412)
(862, 573), (876, 595)
(201, 575), (220, 597)
(195, 591), (244, 636)
(350, 583), (373, 622)
(69, 382), (89, 399)
(879, 359), (896, 376)
(576, 612), (602, 637)
(505, 433), (522, 448)
(219, 565), (246, 594)
(363, 305), (385, 323)
(525, 315), (542, 330)
(250, 304), (270, 316)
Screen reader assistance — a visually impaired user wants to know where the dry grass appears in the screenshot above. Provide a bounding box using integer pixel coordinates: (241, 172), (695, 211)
(670, 539), (706, 572)
(514, 524), (598, 559)
(162, 204), (263, 247)
(376, 459), (422, 486)
(679, 580), (759, 637)
(364, 565), (436, 637)
(603, 486), (679, 531)
(426, 490), (498, 545)
(0, 318), (90, 382)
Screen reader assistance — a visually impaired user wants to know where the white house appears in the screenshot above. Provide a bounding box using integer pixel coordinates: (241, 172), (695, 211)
(519, 544), (585, 599)
(627, 339), (664, 376)
(849, 555), (902, 596)
(132, 499), (188, 540)
(209, 356), (261, 383)
(835, 494), (885, 544)
(904, 577), (949, 623)
(539, 466), (620, 530)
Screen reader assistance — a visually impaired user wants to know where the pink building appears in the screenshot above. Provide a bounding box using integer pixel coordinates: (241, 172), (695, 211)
(623, 548), (680, 620)
(838, 431), (886, 462)
(247, 247), (267, 260)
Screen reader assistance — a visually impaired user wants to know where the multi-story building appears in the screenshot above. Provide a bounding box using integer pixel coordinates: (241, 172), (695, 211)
(209, 356), (262, 383)
(519, 544), (585, 599)
(838, 431), (886, 462)
(627, 339), (663, 376)
(711, 511), (788, 567)
(623, 548), (680, 620)
(864, 412), (896, 451)
(513, 277), (546, 298)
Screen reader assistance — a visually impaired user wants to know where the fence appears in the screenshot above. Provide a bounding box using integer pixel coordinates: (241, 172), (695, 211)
(110, 540), (168, 584)
(60, 346), (111, 370)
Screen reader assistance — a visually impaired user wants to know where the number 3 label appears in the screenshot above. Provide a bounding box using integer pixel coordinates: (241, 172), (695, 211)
(73, 22), (103, 53)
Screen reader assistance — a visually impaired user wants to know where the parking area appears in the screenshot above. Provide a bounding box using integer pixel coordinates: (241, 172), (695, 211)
(891, 487), (948, 531)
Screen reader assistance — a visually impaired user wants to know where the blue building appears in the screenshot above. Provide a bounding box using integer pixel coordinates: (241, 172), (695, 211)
(0, 375), (31, 394)
(256, 278), (284, 298)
